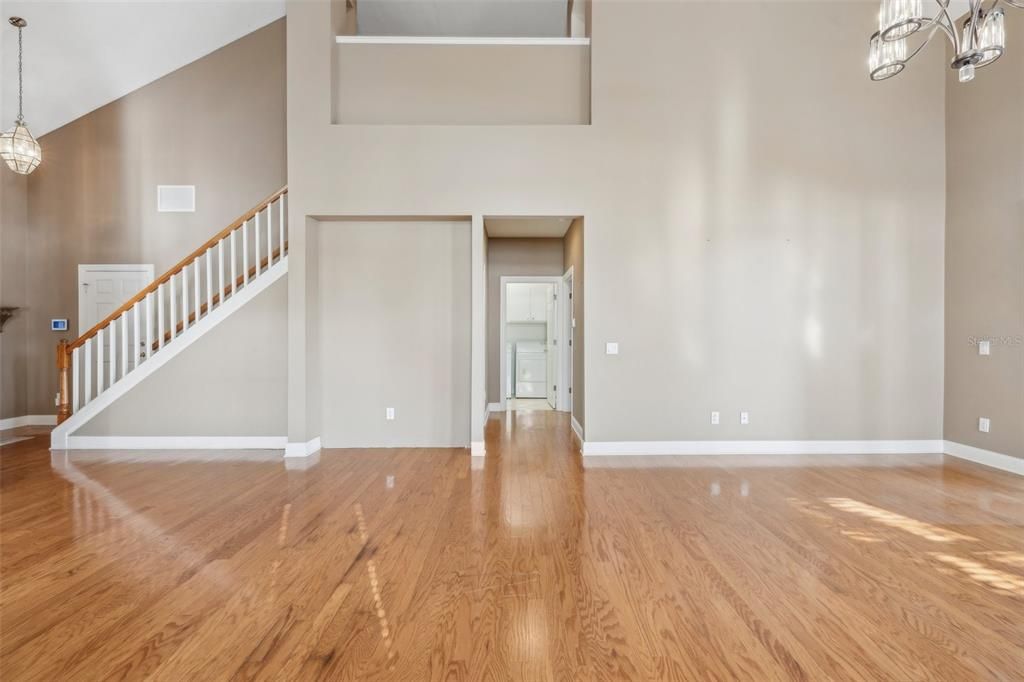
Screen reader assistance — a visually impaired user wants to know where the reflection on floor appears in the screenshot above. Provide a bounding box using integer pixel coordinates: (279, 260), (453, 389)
(505, 397), (553, 411)
(1, 412), (1022, 680)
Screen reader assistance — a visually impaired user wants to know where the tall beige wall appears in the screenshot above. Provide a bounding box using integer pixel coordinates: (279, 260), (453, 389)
(563, 218), (584, 429)
(944, 10), (1024, 460)
(20, 19), (286, 416)
(486, 238), (564, 403)
(289, 1), (947, 443)
(0, 172), (29, 419)
(318, 221), (471, 448)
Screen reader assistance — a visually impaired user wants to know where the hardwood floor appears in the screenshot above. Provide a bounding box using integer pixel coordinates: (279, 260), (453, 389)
(1, 414), (1022, 680)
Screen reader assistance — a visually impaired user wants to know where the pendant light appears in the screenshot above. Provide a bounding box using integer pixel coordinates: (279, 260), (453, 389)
(0, 17), (41, 175)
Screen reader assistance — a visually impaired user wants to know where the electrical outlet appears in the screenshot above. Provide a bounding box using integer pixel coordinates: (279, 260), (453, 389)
(710, 411), (720, 425)
(386, 407), (395, 421)
(386, 475), (395, 489)
(978, 340), (991, 356)
(740, 411), (749, 425)
(978, 417), (990, 433)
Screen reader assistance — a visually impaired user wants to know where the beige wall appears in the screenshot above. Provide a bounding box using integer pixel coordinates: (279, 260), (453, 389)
(0, 172), (29, 419)
(77, 277), (288, 437)
(944, 11), (1024, 460)
(486, 237), (564, 402)
(333, 43), (590, 124)
(19, 19), (286, 416)
(563, 218), (584, 429)
(289, 1), (947, 443)
(318, 221), (471, 447)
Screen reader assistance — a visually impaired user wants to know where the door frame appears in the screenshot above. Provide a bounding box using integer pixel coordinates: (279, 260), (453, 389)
(562, 265), (574, 419)
(78, 264), (155, 335)
(498, 275), (570, 412)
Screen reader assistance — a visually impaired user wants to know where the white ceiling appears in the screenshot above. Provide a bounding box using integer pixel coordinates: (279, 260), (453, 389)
(485, 216), (574, 238)
(357, 0), (568, 37)
(0, 1), (285, 137)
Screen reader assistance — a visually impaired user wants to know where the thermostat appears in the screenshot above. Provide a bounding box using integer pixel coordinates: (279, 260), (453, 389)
(51, 319), (68, 332)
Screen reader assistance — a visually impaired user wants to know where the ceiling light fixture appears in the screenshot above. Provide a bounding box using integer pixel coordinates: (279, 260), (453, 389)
(869, 0), (1020, 83)
(1, 17), (41, 175)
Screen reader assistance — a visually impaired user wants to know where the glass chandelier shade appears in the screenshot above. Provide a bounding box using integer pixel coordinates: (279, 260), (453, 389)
(0, 123), (41, 174)
(2, 17), (40, 175)
(879, 0), (924, 40)
(869, 32), (908, 80)
(869, 0), (1017, 84)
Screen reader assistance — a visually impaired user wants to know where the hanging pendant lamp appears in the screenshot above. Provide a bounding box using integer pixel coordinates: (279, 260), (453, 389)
(1, 17), (41, 175)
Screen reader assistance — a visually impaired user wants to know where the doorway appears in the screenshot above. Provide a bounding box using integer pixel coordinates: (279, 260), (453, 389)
(499, 276), (569, 412)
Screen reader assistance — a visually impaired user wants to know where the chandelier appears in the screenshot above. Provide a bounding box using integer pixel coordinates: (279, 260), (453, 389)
(0, 17), (41, 174)
(869, 0), (1021, 82)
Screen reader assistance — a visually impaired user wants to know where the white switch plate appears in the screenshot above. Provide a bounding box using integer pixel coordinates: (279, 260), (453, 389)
(710, 411), (720, 425)
(605, 342), (619, 355)
(740, 411), (749, 425)
(386, 407), (395, 421)
(978, 417), (990, 433)
(978, 340), (991, 356)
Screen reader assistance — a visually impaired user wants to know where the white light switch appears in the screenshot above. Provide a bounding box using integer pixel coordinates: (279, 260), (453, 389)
(386, 407), (395, 421)
(740, 411), (749, 425)
(978, 340), (991, 356)
(711, 411), (720, 425)
(978, 417), (990, 433)
(605, 342), (619, 355)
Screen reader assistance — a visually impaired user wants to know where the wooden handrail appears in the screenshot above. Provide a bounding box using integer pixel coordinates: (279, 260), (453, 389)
(66, 186), (287, 353)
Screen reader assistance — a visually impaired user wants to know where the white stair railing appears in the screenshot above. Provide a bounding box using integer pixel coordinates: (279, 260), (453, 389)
(56, 188), (288, 424)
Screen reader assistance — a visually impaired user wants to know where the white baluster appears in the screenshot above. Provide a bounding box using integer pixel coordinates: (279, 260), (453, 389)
(97, 328), (105, 393)
(146, 292), (154, 358)
(181, 266), (189, 333)
(206, 249), (214, 312)
(84, 338), (93, 401)
(193, 257), (201, 325)
(132, 301), (141, 370)
(279, 195), (286, 258)
(109, 320), (117, 388)
(120, 313), (128, 379)
(243, 219), (250, 285)
(218, 239), (225, 304)
(255, 210), (262, 277)
(267, 204), (274, 266)
(230, 230), (238, 295)
(158, 282), (166, 348)
(72, 346), (80, 412)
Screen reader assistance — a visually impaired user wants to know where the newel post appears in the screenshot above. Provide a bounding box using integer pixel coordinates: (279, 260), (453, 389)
(56, 340), (71, 425)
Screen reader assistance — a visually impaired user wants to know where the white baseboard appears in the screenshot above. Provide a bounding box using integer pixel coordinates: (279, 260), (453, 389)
(570, 415), (583, 444)
(581, 439), (945, 456)
(487, 402), (502, 414)
(944, 440), (1024, 476)
(65, 436), (286, 450)
(471, 441), (485, 457)
(1, 414), (57, 430)
(285, 436), (322, 458)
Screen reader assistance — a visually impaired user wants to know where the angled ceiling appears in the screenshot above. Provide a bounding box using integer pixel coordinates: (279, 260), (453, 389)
(0, 1), (285, 138)
(357, 0), (568, 37)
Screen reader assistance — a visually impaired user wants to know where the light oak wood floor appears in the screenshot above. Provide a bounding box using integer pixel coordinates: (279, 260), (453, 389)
(1, 414), (1022, 681)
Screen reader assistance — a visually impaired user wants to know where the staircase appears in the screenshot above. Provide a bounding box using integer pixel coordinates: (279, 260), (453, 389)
(50, 188), (289, 449)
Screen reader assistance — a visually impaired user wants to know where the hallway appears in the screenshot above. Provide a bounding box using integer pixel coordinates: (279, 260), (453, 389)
(1, 415), (1022, 680)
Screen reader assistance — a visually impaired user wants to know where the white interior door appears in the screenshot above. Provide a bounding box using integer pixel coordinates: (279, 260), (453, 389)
(546, 285), (557, 407)
(79, 265), (155, 375)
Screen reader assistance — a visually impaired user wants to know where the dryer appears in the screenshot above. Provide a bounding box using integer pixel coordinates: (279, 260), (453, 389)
(515, 341), (547, 398)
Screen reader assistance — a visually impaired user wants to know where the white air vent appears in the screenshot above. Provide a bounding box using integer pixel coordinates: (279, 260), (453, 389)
(157, 185), (196, 213)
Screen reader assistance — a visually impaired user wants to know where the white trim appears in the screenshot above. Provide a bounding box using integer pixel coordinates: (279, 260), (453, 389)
(470, 441), (486, 457)
(66, 436), (286, 450)
(561, 266), (574, 414)
(0, 414), (57, 430)
(487, 402), (502, 414)
(581, 440), (946, 456)
(285, 436), (322, 458)
(499, 275), (564, 411)
(77, 264), (156, 336)
(944, 440), (1024, 476)
(571, 415), (583, 444)
(336, 35), (591, 46)
(53, 259), (288, 450)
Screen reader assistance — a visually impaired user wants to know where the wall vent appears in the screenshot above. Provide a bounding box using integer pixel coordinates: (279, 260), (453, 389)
(157, 185), (196, 213)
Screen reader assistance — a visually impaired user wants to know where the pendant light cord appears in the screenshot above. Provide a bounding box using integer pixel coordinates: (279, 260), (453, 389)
(16, 24), (24, 124)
